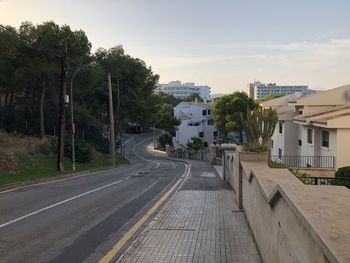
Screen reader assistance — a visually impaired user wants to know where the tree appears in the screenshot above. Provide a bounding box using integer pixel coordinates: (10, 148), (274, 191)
(257, 93), (284, 103)
(212, 91), (257, 142)
(153, 91), (181, 107)
(155, 103), (180, 135)
(0, 21), (160, 157)
(94, 45), (159, 139)
(0, 21), (92, 138)
(182, 93), (203, 102)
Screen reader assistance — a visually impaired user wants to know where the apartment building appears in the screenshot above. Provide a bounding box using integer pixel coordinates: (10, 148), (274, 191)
(264, 85), (350, 170)
(173, 101), (217, 149)
(294, 85), (350, 169)
(261, 93), (302, 158)
(155, 81), (211, 100)
(247, 81), (309, 99)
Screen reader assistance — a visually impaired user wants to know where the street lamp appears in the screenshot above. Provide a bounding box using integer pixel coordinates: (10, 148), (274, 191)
(70, 61), (97, 171)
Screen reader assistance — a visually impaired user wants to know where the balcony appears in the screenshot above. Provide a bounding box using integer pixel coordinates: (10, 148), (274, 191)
(269, 155), (335, 169)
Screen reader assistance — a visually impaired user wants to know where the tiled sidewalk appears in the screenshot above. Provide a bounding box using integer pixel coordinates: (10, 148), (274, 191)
(118, 161), (261, 263)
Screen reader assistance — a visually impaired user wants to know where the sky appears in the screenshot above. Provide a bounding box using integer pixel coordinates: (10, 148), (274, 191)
(1, 0), (350, 93)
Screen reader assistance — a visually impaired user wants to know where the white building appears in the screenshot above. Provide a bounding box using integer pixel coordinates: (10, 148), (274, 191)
(293, 85), (350, 169)
(173, 101), (218, 149)
(263, 85), (350, 171)
(247, 81), (309, 99)
(156, 81), (211, 100)
(261, 93), (302, 158)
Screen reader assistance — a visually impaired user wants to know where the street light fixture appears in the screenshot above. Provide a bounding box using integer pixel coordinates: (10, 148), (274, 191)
(70, 61), (97, 171)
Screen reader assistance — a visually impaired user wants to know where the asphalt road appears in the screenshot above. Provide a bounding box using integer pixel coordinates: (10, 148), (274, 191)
(0, 133), (186, 263)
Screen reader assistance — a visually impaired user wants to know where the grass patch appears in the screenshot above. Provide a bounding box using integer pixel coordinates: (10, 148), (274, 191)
(0, 153), (130, 187)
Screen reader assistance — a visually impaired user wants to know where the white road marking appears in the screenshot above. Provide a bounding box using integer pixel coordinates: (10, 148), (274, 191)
(122, 137), (133, 146)
(133, 139), (161, 169)
(0, 177), (131, 229)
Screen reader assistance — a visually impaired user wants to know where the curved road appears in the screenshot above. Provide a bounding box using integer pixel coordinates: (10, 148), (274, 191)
(0, 133), (186, 263)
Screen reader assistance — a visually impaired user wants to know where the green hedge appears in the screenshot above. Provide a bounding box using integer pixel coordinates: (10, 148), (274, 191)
(332, 166), (350, 188)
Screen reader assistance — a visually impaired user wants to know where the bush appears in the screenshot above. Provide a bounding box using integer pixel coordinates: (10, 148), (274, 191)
(243, 142), (268, 152)
(292, 169), (312, 185)
(157, 134), (172, 150)
(332, 166), (350, 188)
(187, 137), (204, 151)
(65, 138), (93, 163)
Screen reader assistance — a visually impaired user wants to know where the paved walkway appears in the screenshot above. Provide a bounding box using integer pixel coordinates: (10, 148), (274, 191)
(118, 160), (261, 263)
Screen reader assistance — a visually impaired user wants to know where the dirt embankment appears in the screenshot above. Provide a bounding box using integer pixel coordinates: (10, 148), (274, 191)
(0, 131), (54, 174)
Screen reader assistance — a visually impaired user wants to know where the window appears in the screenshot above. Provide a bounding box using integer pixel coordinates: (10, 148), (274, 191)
(207, 109), (211, 115)
(199, 132), (204, 138)
(278, 148), (282, 159)
(271, 139), (274, 148)
(307, 129), (313, 144)
(279, 122), (283, 134)
(202, 110), (207, 116)
(207, 119), (214, 125)
(213, 131), (218, 137)
(204, 142), (208, 147)
(322, 131), (329, 148)
(298, 139), (302, 146)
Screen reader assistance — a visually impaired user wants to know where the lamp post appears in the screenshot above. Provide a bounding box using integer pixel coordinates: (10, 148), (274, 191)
(70, 61), (97, 171)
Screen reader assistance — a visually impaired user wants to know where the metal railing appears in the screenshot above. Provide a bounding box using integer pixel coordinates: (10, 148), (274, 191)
(269, 155), (335, 169)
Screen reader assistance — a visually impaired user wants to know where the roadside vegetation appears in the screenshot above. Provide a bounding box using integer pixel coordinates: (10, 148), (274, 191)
(0, 21), (162, 156)
(0, 131), (129, 187)
(0, 21), (175, 185)
(212, 91), (257, 144)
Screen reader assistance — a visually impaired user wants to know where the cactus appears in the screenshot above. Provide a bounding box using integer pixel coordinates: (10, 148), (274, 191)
(260, 107), (278, 145)
(240, 106), (278, 146)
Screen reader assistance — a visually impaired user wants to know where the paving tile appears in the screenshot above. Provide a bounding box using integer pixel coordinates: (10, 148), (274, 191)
(118, 186), (261, 263)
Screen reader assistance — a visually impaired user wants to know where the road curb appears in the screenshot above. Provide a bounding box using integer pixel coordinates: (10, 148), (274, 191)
(99, 161), (191, 263)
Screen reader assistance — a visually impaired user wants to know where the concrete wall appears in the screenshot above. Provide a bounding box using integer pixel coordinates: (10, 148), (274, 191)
(336, 129), (350, 169)
(271, 120), (298, 156)
(222, 145), (350, 263)
(284, 120), (298, 156)
(297, 124), (303, 156)
(241, 170), (328, 263)
(319, 129), (337, 158)
(271, 122), (284, 156)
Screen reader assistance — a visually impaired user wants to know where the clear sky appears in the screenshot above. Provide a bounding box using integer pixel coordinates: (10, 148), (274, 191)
(1, 0), (350, 93)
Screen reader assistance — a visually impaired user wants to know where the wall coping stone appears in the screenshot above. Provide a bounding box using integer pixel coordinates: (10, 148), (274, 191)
(241, 160), (350, 263)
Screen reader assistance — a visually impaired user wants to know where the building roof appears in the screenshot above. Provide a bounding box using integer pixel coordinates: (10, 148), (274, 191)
(294, 105), (350, 128)
(174, 101), (212, 109)
(295, 84), (350, 106)
(260, 92), (302, 108)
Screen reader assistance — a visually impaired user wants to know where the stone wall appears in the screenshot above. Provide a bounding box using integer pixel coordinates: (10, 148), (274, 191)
(167, 147), (210, 162)
(222, 144), (350, 263)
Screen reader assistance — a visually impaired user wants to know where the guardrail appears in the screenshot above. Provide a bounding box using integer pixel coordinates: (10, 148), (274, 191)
(269, 155), (335, 169)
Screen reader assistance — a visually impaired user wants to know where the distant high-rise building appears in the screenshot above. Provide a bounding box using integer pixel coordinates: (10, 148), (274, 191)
(155, 81), (211, 100)
(246, 81), (309, 99)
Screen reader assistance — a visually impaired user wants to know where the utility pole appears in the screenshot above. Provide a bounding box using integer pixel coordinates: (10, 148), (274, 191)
(116, 79), (120, 164)
(57, 39), (68, 172)
(153, 123), (156, 148)
(108, 73), (116, 167)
